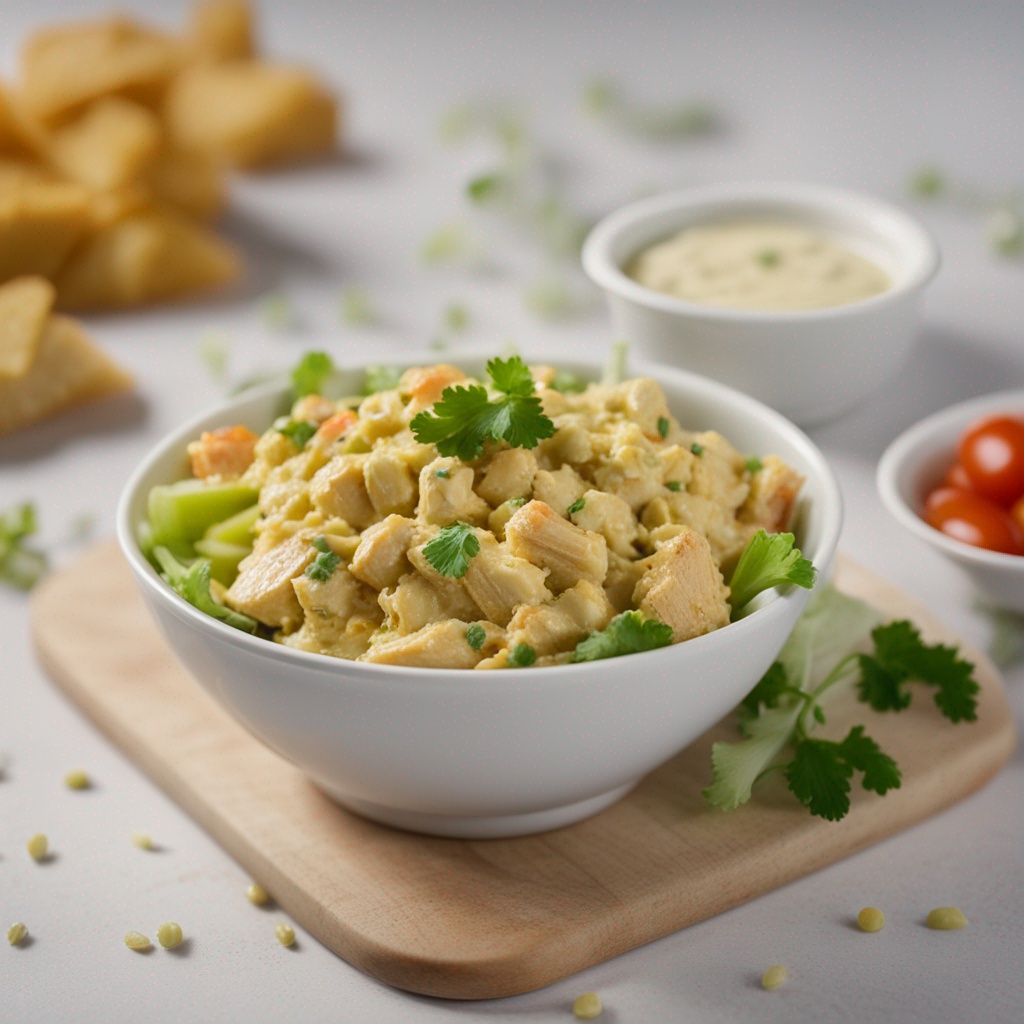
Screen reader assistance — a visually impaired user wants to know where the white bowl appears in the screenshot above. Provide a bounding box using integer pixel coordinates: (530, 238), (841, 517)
(117, 356), (842, 839)
(581, 182), (940, 427)
(878, 389), (1024, 612)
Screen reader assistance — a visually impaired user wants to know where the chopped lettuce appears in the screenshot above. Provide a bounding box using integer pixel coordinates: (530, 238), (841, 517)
(153, 546), (258, 634)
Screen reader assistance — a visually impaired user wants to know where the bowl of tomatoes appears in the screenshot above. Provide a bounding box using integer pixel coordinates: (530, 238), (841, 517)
(878, 389), (1024, 610)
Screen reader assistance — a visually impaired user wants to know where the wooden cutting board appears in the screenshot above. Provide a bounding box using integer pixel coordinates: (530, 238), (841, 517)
(31, 542), (1015, 1000)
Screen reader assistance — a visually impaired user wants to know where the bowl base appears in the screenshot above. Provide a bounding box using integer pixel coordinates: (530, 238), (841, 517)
(321, 782), (639, 839)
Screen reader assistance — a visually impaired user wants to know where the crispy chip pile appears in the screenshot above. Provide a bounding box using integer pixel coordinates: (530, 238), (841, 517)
(0, 0), (339, 310)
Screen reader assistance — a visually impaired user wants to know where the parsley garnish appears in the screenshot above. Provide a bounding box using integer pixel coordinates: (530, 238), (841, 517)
(728, 530), (816, 617)
(465, 623), (486, 650)
(549, 370), (586, 393)
(153, 547), (258, 634)
(291, 351), (334, 399)
(508, 643), (537, 668)
(508, 497), (527, 510)
(410, 356), (555, 460)
(657, 416), (670, 438)
(436, 469), (450, 479)
(745, 455), (764, 474)
(567, 497), (586, 515)
(275, 418), (317, 449)
(572, 610), (673, 663)
(363, 365), (403, 395)
(422, 523), (480, 578)
(690, 442), (705, 456)
(703, 586), (979, 821)
(305, 536), (341, 583)
(666, 481), (682, 492)
(0, 502), (48, 591)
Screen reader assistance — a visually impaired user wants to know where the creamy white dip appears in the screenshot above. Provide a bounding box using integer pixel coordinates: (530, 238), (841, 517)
(626, 219), (891, 311)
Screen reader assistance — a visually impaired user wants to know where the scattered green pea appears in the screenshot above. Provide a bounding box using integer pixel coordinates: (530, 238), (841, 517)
(26, 833), (47, 861)
(572, 991), (603, 1019)
(926, 906), (968, 931)
(64, 769), (90, 790)
(7, 922), (28, 946)
(124, 930), (151, 951)
(246, 883), (271, 906)
(131, 831), (155, 850)
(275, 923), (296, 947)
(157, 922), (183, 949)
(857, 907), (885, 932)
(761, 964), (788, 990)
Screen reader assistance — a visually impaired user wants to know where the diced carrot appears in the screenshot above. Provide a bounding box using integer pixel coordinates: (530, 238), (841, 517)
(188, 424), (258, 480)
(316, 410), (357, 441)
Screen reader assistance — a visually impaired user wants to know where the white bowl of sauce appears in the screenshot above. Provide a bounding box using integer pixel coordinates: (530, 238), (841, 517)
(582, 182), (940, 426)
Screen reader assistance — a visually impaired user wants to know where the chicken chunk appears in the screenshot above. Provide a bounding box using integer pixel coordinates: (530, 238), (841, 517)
(462, 531), (552, 626)
(505, 581), (614, 656)
(505, 499), (608, 593)
(416, 458), (489, 526)
(475, 447), (537, 507)
(571, 489), (638, 557)
(739, 454), (805, 532)
(225, 533), (315, 629)
(360, 619), (503, 668)
(632, 527), (730, 642)
(310, 453), (378, 529)
(348, 514), (416, 591)
(378, 571), (481, 634)
(364, 448), (417, 517)
(532, 465), (587, 517)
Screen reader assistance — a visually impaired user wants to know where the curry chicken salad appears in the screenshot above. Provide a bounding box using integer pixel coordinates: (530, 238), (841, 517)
(143, 356), (810, 670)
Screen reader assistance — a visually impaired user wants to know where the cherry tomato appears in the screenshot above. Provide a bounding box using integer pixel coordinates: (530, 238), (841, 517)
(1012, 495), (1024, 535)
(958, 415), (1024, 506)
(944, 461), (974, 491)
(924, 487), (1024, 555)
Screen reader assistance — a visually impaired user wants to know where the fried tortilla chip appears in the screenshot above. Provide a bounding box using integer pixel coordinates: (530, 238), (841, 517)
(0, 276), (56, 379)
(0, 181), (93, 283)
(189, 0), (256, 62)
(0, 313), (133, 435)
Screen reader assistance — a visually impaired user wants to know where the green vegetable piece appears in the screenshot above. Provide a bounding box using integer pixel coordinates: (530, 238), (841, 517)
(410, 356), (555, 461)
(291, 351), (334, 399)
(423, 523), (480, 578)
(567, 497), (586, 516)
(572, 610), (673, 663)
(549, 369), (586, 394)
(0, 502), (48, 590)
(465, 623), (486, 651)
(194, 538), (251, 586)
(146, 480), (259, 555)
(467, 173), (508, 204)
(666, 481), (682, 492)
(363, 365), (403, 395)
(757, 250), (781, 268)
(745, 455), (764, 474)
(508, 497), (527, 510)
(275, 418), (317, 449)
(421, 222), (468, 265)
(728, 530), (816, 616)
(436, 469), (450, 479)
(908, 166), (944, 198)
(153, 547), (258, 634)
(657, 417), (670, 438)
(203, 504), (260, 546)
(305, 536), (341, 583)
(690, 442), (705, 456)
(507, 643), (537, 668)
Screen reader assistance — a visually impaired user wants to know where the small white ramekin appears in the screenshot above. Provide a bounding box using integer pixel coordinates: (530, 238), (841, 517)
(582, 182), (940, 427)
(878, 389), (1024, 611)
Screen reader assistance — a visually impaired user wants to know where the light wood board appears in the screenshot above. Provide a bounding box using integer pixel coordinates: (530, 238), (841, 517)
(31, 542), (1015, 1000)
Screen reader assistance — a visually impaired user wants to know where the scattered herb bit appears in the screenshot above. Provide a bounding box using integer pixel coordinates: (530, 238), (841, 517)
(745, 455), (764, 475)
(467, 172), (510, 205)
(444, 303), (470, 333)
(132, 831), (154, 850)
(507, 643), (537, 668)
(987, 206), (1024, 257)
(601, 340), (629, 386)
(261, 293), (296, 331)
(582, 75), (717, 141)
(363, 365), (403, 395)
(152, 547), (259, 634)
(857, 907), (885, 932)
(657, 416), (670, 438)
(703, 586), (980, 821)
(567, 497), (586, 515)
(64, 769), (90, 790)
(549, 369), (586, 393)
(7, 922), (28, 946)
(275, 418), (317, 449)
(926, 907), (968, 931)
(437, 103), (478, 143)
(338, 287), (376, 326)
(410, 355), (555, 460)
(508, 497), (527, 510)
(690, 442), (705, 457)
(435, 469), (450, 478)
(197, 329), (230, 382)
(423, 523), (480, 578)
(977, 601), (1024, 667)
(0, 502), (48, 591)
(757, 250), (781, 268)
(908, 166), (945, 199)
(666, 481), (682, 492)
(465, 623), (486, 650)
(291, 351), (334, 399)
(305, 536), (341, 583)
(572, 610), (673, 663)
(522, 277), (575, 321)
(421, 222), (469, 265)
(728, 530), (815, 616)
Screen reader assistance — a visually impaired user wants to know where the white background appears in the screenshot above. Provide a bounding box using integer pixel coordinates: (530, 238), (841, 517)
(2, 1), (1023, 1021)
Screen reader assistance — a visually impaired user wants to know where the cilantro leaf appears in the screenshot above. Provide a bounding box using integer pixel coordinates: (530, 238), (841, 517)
(508, 643), (537, 668)
(745, 455), (763, 474)
(410, 356), (555, 460)
(567, 497), (586, 515)
(423, 523), (480, 578)
(838, 726), (901, 796)
(291, 351), (334, 399)
(855, 653), (912, 712)
(275, 418), (317, 449)
(666, 480), (682, 492)
(690, 442), (705, 456)
(465, 623), (486, 650)
(153, 546), (258, 634)
(305, 536), (341, 583)
(657, 416), (670, 438)
(728, 530), (816, 616)
(571, 610), (673, 663)
(0, 502), (48, 591)
(784, 738), (854, 822)
(739, 661), (790, 719)
(363, 365), (403, 395)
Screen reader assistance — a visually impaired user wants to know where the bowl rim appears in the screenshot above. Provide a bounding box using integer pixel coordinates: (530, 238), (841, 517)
(581, 180), (941, 324)
(877, 387), (1024, 570)
(117, 352), (844, 684)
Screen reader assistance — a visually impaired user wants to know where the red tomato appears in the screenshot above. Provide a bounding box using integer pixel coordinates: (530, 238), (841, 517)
(944, 462), (974, 491)
(924, 487), (1024, 555)
(1012, 495), (1024, 535)
(958, 415), (1024, 506)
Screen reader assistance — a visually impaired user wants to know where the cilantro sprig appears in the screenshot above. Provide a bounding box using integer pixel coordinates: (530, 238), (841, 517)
(153, 547), (258, 634)
(422, 523), (480, 578)
(703, 587), (980, 822)
(410, 356), (555, 460)
(275, 418), (317, 449)
(0, 502), (48, 591)
(305, 536), (341, 583)
(291, 351), (334, 399)
(728, 530), (816, 617)
(572, 610), (673, 662)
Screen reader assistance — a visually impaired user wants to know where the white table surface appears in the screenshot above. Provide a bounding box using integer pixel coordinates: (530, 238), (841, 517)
(2, 1), (1023, 1021)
